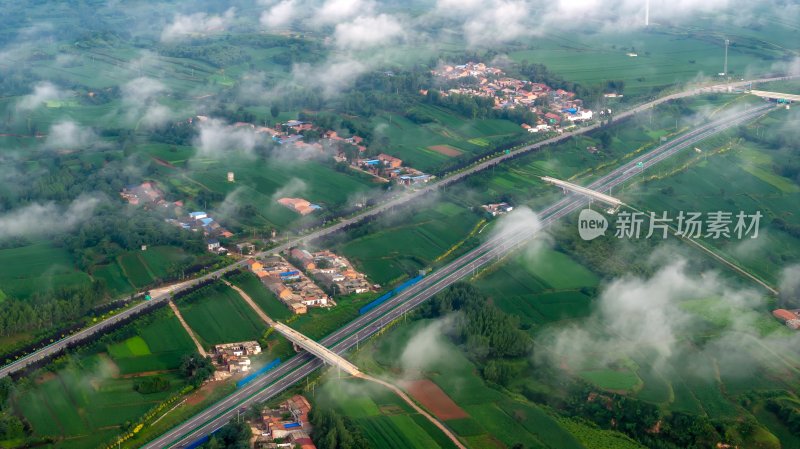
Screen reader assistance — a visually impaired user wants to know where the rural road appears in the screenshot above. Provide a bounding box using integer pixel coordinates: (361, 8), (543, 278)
(0, 74), (793, 382)
(143, 102), (775, 449)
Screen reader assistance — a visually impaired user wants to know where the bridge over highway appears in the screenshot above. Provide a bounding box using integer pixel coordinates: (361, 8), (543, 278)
(541, 176), (625, 208)
(748, 90), (799, 102)
(271, 323), (362, 377)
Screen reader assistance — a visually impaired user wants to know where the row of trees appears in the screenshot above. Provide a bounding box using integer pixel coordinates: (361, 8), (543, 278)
(310, 406), (372, 449)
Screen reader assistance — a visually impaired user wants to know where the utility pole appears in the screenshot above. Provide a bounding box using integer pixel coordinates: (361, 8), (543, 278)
(724, 38), (730, 77)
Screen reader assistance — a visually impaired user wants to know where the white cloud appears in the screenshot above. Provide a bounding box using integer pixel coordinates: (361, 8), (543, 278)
(161, 8), (236, 42)
(333, 14), (405, 50)
(314, 0), (373, 26)
(121, 77), (174, 128)
(291, 57), (370, 97)
(17, 82), (65, 111)
(44, 121), (97, 150)
(0, 194), (103, 239)
(261, 0), (299, 28)
(271, 178), (308, 202)
(194, 119), (264, 158)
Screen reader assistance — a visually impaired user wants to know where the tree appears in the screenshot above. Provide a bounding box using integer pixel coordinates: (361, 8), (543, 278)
(270, 105), (280, 119)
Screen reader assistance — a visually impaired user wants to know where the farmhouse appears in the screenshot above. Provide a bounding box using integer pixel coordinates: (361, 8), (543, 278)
(772, 309), (800, 329)
(212, 341), (262, 377)
(253, 395), (317, 449)
(482, 203), (514, 217)
(277, 197), (321, 215)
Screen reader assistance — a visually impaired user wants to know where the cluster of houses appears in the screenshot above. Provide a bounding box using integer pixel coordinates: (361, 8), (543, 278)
(166, 211), (234, 253)
(277, 197), (322, 216)
(291, 249), (371, 295)
(252, 395), (316, 449)
(248, 256), (332, 315)
(211, 341), (262, 380)
(120, 182), (184, 212)
(355, 153), (433, 186)
(429, 62), (594, 131)
(482, 202), (514, 217)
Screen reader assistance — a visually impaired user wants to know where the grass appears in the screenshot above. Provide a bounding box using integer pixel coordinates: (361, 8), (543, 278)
(558, 418), (646, 449)
(177, 282), (268, 346)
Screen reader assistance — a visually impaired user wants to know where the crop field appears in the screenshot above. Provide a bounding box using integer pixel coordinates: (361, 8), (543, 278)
(109, 311), (199, 374)
(16, 354), (184, 448)
(371, 106), (525, 172)
(317, 377), (456, 449)
(334, 200), (483, 285)
(177, 283), (268, 346)
(0, 241), (92, 299)
(474, 249), (598, 327)
(348, 319), (607, 449)
(227, 271), (293, 321)
(506, 21), (792, 98)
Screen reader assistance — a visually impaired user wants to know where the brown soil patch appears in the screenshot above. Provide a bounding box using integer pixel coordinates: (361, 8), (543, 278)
(404, 379), (468, 420)
(185, 380), (222, 406)
(118, 370), (174, 379)
(429, 145), (463, 157)
(151, 156), (177, 168)
(34, 372), (57, 385)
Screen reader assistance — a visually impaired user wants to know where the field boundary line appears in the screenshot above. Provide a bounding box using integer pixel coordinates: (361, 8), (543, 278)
(168, 300), (207, 357)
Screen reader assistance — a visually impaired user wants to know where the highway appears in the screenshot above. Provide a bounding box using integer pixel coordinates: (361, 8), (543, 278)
(141, 101), (775, 449)
(0, 74), (792, 381)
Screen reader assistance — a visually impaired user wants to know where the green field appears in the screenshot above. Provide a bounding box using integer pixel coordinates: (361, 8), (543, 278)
(16, 354), (184, 448)
(334, 200), (483, 285)
(370, 106), (526, 172)
(177, 283), (268, 346)
(108, 311), (198, 375)
(317, 377), (455, 449)
(0, 241), (92, 299)
(507, 23), (789, 97)
(226, 271), (293, 321)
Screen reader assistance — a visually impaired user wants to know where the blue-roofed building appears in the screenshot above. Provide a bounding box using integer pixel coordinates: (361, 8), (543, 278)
(273, 135), (303, 145)
(189, 211), (207, 220)
(200, 217), (214, 227)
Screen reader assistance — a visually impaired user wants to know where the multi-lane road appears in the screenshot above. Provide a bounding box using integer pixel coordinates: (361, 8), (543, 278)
(142, 100), (776, 449)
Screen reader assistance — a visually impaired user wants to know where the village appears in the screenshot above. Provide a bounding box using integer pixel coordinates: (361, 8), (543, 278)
(246, 248), (371, 315)
(429, 61), (595, 132)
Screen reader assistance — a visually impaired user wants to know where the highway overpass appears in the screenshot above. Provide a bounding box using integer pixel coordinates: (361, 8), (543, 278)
(541, 176), (625, 208)
(748, 90), (800, 102)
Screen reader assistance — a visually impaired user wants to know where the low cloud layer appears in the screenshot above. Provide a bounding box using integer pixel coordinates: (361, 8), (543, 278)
(121, 77), (174, 128)
(0, 195), (103, 239)
(44, 121), (97, 150)
(194, 119), (264, 158)
(161, 8), (236, 42)
(17, 82), (65, 111)
(542, 259), (798, 379)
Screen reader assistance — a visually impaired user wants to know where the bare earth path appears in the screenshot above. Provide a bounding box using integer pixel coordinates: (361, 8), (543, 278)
(168, 300), (207, 357)
(223, 280), (276, 327)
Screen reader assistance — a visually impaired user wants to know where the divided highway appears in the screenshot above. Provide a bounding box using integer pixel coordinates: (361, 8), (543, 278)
(143, 102), (775, 449)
